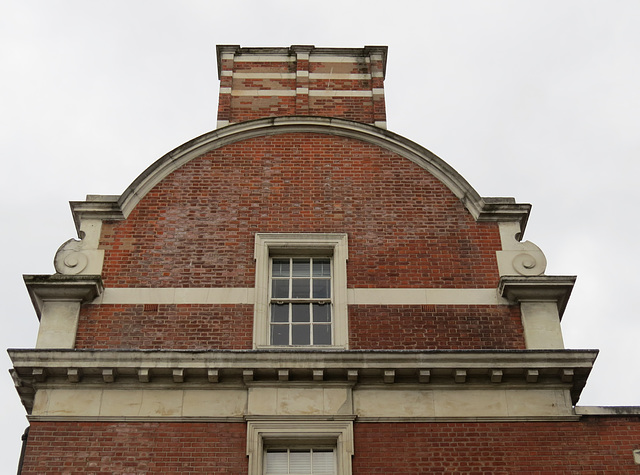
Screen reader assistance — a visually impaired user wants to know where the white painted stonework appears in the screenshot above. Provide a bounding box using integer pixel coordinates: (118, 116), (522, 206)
(233, 55), (295, 62)
(54, 219), (105, 276)
(30, 386), (575, 421)
(25, 275), (103, 349)
(35, 301), (81, 349)
(309, 73), (371, 80)
(94, 287), (255, 305)
(32, 388), (247, 419)
(90, 287), (504, 306)
(232, 72), (297, 79)
(309, 55), (370, 63)
(496, 221), (547, 277)
(307, 90), (373, 97)
(354, 387), (573, 419)
(520, 301), (565, 349)
(247, 387), (352, 416)
(499, 276), (574, 349)
(231, 89), (296, 96)
(16, 349), (595, 423)
(347, 288), (504, 305)
(72, 118), (532, 223)
(246, 419), (354, 475)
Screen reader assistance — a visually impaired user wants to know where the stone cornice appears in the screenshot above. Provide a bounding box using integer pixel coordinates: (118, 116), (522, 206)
(499, 275), (576, 317)
(575, 406), (640, 416)
(69, 195), (122, 236)
(215, 45), (388, 79)
(69, 117), (532, 235)
(475, 198), (531, 236)
(23, 274), (104, 319)
(9, 349), (598, 412)
(26, 415), (583, 423)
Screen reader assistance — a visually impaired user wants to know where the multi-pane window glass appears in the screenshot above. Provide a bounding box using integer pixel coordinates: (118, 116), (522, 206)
(265, 449), (336, 475)
(270, 257), (332, 346)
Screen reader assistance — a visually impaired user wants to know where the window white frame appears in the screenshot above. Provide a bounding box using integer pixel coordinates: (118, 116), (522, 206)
(246, 419), (354, 475)
(254, 233), (348, 349)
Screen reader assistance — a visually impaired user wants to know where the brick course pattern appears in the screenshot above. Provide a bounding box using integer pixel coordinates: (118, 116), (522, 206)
(349, 305), (525, 350)
(21, 419), (640, 473)
(99, 134), (502, 290)
(21, 422), (247, 474)
(352, 419), (640, 474)
(85, 133), (513, 349)
(218, 53), (385, 124)
(75, 304), (253, 349)
(74, 304), (523, 350)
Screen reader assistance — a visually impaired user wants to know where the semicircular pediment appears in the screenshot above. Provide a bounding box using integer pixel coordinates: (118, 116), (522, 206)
(71, 116), (530, 232)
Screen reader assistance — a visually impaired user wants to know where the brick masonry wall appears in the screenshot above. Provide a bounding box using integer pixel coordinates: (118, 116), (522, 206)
(308, 97), (374, 123)
(307, 59), (376, 122)
(230, 96), (297, 123)
(88, 133), (512, 349)
(353, 419), (640, 474)
(219, 54), (382, 123)
(74, 304), (523, 350)
(21, 419), (640, 473)
(349, 305), (525, 350)
(21, 421), (247, 474)
(75, 304), (253, 349)
(99, 134), (502, 289)
(308, 58), (370, 75)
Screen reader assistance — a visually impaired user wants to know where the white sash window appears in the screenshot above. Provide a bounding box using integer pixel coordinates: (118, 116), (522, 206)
(270, 257), (333, 346)
(253, 234), (348, 349)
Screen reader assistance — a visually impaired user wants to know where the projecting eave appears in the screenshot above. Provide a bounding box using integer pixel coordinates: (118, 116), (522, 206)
(23, 274), (104, 319)
(9, 349), (597, 412)
(499, 275), (576, 318)
(575, 406), (640, 416)
(70, 117), (532, 237)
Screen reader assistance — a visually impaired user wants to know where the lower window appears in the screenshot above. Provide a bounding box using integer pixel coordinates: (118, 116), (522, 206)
(246, 419), (353, 475)
(265, 448), (336, 474)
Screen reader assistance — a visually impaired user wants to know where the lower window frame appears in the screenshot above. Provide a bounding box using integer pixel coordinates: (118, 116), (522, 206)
(246, 418), (354, 475)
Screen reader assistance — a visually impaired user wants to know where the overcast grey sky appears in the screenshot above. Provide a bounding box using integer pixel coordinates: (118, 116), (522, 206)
(2, 0), (639, 470)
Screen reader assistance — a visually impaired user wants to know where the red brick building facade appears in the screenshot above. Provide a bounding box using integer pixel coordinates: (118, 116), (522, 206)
(10, 45), (640, 473)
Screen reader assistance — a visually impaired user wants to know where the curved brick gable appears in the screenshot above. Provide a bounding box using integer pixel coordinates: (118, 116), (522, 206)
(99, 133), (502, 289)
(82, 132), (516, 350)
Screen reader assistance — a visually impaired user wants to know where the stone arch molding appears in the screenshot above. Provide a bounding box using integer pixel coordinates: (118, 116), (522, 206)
(58, 116), (545, 277)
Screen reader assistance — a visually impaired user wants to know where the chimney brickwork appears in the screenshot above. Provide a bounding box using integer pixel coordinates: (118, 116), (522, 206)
(216, 45), (387, 128)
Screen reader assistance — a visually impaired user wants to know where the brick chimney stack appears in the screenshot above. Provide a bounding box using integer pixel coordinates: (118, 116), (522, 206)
(216, 45), (388, 128)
